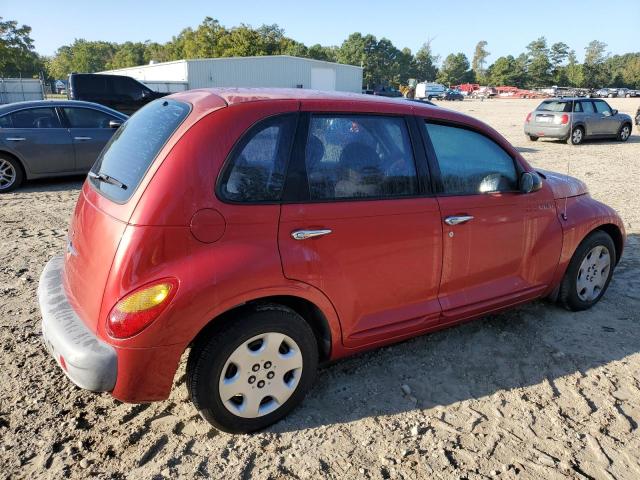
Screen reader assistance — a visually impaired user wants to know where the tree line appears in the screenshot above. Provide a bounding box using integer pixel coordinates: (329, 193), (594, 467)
(2, 16), (640, 89)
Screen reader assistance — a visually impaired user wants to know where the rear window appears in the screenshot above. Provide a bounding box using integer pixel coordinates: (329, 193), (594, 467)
(536, 100), (572, 113)
(89, 99), (190, 203)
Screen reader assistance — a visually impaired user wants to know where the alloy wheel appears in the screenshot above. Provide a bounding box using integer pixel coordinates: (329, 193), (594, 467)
(0, 158), (16, 189)
(576, 245), (611, 302)
(620, 125), (630, 141)
(572, 128), (583, 144)
(218, 332), (303, 418)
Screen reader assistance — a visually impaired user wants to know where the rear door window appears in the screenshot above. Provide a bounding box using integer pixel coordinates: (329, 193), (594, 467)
(63, 107), (120, 128)
(425, 122), (518, 195)
(10, 108), (62, 128)
(76, 75), (109, 96)
(218, 114), (297, 202)
(89, 99), (190, 203)
(581, 101), (595, 113)
(304, 115), (418, 200)
(0, 114), (12, 128)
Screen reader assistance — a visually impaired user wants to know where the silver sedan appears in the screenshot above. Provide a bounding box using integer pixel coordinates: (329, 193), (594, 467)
(0, 100), (127, 192)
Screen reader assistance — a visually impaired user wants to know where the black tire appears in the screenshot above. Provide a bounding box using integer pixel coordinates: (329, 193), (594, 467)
(187, 304), (318, 433)
(0, 155), (24, 193)
(569, 126), (584, 145)
(528, 135), (539, 142)
(558, 230), (616, 311)
(617, 123), (631, 142)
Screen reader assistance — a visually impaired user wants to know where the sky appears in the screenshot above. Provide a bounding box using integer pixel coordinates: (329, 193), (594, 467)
(4, 0), (639, 64)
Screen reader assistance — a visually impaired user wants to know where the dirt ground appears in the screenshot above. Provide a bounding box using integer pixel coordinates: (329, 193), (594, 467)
(1, 98), (639, 480)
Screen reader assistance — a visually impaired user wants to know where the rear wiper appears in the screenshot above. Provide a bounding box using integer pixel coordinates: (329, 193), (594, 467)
(88, 171), (128, 190)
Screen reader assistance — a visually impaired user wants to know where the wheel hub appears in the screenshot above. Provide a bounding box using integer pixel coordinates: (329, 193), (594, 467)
(218, 332), (303, 418)
(576, 245), (610, 302)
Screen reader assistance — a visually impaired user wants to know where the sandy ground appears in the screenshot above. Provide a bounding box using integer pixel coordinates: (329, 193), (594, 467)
(0, 98), (639, 480)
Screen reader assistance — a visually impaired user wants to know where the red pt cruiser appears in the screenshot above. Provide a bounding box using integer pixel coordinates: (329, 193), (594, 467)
(38, 89), (625, 433)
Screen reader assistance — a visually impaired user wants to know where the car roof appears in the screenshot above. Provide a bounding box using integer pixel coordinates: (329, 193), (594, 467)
(171, 87), (435, 109)
(0, 99), (127, 117)
(543, 97), (598, 102)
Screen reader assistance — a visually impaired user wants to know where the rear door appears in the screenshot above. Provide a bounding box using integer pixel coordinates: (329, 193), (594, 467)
(422, 121), (562, 319)
(60, 106), (122, 171)
(4, 107), (74, 173)
(579, 100), (598, 136)
(278, 110), (443, 348)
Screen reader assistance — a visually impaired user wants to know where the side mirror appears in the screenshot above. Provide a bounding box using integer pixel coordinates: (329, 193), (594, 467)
(520, 171), (542, 194)
(109, 120), (122, 129)
(612, 109), (618, 115)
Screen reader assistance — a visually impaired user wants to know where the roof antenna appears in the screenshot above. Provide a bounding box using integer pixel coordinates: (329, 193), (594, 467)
(562, 98), (574, 222)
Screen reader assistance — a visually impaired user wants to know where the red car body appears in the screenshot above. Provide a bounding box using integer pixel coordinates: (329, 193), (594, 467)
(39, 88), (625, 406)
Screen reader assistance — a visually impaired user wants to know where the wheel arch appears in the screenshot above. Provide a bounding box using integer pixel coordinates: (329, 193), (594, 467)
(190, 294), (335, 363)
(0, 149), (28, 179)
(595, 223), (624, 265)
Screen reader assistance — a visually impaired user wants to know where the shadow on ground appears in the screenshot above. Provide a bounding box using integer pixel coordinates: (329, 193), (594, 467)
(273, 233), (640, 433)
(18, 175), (85, 193)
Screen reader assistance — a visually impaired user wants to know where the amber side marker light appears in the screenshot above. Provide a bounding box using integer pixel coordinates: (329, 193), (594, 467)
(107, 279), (178, 339)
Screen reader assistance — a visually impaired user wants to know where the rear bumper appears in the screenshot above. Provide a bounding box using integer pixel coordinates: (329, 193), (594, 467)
(524, 123), (570, 139)
(39, 255), (117, 392)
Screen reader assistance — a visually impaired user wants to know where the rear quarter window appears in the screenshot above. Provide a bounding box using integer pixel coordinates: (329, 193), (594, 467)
(89, 99), (190, 203)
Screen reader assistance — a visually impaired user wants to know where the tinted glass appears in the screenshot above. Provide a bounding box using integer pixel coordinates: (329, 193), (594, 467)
(113, 77), (145, 100)
(10, 108), (61, 128)
(63, 107), (118, 128)
(75, 75), (108, 96)
(594, 100), (611, 114)
(581, 101), (595, 113)
(573, 102), (582, 112)
(306, 115), (417, 200)
(0, 114), (11, 128)
(90, 99), (190, 202)
(219, 114), (297, 202)
(536, 100), (572, 112)
(425, 123), (518, 195)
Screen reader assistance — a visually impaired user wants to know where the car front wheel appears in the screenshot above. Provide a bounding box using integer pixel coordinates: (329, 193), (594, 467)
(558, 230), (616, 311)
(528, 135), (539, 142)
(618, 123), (631, 142)
(187, 305), (318, 433)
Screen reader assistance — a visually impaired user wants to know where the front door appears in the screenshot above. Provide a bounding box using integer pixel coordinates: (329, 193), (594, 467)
(421, 121), (562, 320)
(4, 107), (74, 174)
(279, 112), (443, 348)
(60, 106), (121, 171)
(592, 100), (619, 135)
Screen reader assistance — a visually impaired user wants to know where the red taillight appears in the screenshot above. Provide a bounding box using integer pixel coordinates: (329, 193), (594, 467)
(107, 279), (178, 339)
(561, 114), (569, 124)
(526, 112), (532, 123)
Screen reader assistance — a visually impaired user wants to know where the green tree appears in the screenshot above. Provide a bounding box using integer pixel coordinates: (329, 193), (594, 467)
(107, 42), (146, 70)
(525, 36), (551, 87)
(437, 53), (472, 86)
(412, 41), (439, 82)
(307, 44), (337, 62)
(565, 50), (584, 87)
(46, 39), (115, 78)
(487, 55), (526, 87)
(549, 42), (569, 85)
(0, 17), (42, 77)
(583, 40), (608, 87)
(622, 55), (640, 89)
(471, 40), (490, 84)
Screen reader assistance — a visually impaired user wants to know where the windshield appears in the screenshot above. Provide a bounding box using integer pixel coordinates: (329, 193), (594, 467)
(89, 98), (190, 203)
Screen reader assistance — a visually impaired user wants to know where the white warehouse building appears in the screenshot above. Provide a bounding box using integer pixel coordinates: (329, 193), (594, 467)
(99, 55), (363, 93)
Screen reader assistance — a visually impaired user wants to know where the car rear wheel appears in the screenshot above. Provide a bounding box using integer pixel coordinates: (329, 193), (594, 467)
(528, 135), (539, 142)
(618, 123), (631, 142)
(0, 155), (23, 193)
(558, 231), (616, 311)
(569, 126), (584, 145)
(187, 304), (318, 433)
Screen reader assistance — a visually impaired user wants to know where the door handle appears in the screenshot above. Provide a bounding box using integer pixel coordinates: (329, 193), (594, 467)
(6, 137), (26, 141)
(73, 136), (92, 141)
(444, 215), (474, 226)
(291, 229), (332, 240)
